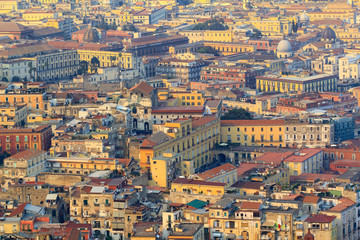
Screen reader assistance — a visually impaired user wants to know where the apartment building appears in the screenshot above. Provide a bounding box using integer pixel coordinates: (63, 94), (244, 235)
(220, 119), (285, 147)
(140, 117), (220, 177)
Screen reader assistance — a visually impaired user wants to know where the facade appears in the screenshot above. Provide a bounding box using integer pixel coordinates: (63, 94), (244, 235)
(140, 117), (220, 176)
(0, 59), (34, 81)
(0, 104), (27, 128)
(0, 149), (47, 185)
(284, 119), (334, 148)
(283, 149), (324, 176)
(220, 119), (285, 147)
(257, 74), (337, 93)
(193, 163), (237, 187)
(0, 125), (52, 155)
(156, 58), (205, 83)
(209, 199), (262, 240)
(33, 50), (79, 81)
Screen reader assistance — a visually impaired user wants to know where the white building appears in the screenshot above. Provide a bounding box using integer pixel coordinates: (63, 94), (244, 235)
(339, 54), (360, 80)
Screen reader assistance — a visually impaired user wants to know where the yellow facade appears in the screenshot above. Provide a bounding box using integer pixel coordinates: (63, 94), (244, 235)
(22, 12), (61, 21)
(194, 0), (212, 4)
(204, 30), (233, 42)
(0, 220), (20, 234)
(220, 120), (285, 147)
(140, 117), (220, 176)
(250, 16), (292, 36)
(0, 0), (17, 13)
(0, 104), (27, 128)
(348, 86), (360, 106)
(150, 152), (181, 188)
(169, 91), (205, 106)
(257, 75), (337, 93)
(171, 180), (225, 196)
(38, 0), (59, 4)
(0, 93), (45, 110)
(77, 50), (133, 69)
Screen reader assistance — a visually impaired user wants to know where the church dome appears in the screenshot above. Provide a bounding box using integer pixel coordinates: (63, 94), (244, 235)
(299, 12), (309, 21)
(83, 25), (100, 43)
(322, 27), (336, 41)
(277, 40), (292, 53)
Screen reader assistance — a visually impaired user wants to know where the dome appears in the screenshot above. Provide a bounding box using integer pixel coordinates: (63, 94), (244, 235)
(322, 27), (336, 41)
(83, 25), (100, 43)
(299, 12), (309, 21)
(277, 40), (292, 53)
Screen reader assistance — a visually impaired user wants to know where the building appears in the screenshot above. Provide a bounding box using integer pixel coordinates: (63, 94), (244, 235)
(0, 59), (34, 82)
(0, 22), (33, 40)
(171, 178), (226, 197)
(257, 74), (337, 93)
(283, 149), (323, 176)
(0, 104), (27, 128)
(0, 0), (18, 13)
(140, 117), (220, 176)
(0, 125), (52, 155)
(0, 149), (47, 186)
(193, 163), (237, 187)
(118, 81), (158, 133)
(123, 34), (188, 57)
(156, 58), (205, 83)
(168, 223), (204, 240)
(209, 198), (262, 240)
(284, 118), (334, 148)
(250, 16), (293, 36)
(30, 50), (79, 81)
(339, 54), (360, 80)
(220, 119), (285, 147)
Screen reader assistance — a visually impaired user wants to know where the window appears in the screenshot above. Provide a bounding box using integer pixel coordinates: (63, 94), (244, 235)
(83, 200), (88, 206)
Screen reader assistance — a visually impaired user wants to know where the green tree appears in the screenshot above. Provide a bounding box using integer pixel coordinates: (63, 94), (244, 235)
(1, 77), (8, 82)
(253, 29), (262, 39)
(28, 62), (36, 81)
(90, 57), (100, 74)
(122, 24), (137, 32)
(195, 46), (219, 56)
(12, 76), (21, 82)
(193, 18), (229, 31)
(78, 60), (89, 75)
(221, 108), (252, 120)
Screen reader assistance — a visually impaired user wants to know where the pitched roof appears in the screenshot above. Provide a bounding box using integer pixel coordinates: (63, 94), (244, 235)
(0, 22), (32, 33)
(305, 214), (336, 223)
(186, 199), (208, 209)
(303, 195), (320, 204)
(328, 198), (356, 212)
(253, 151), (294, 165)
(7, 149), (46, 161)
(284, 149), (322, 163)
(8, 203), (27, 217)
(196, 163), (236, 181)
(140, 132), (173, 148)
(192, 117), (218, 129)
(129, 81), (154, 95)
(239, 201), (261, 210)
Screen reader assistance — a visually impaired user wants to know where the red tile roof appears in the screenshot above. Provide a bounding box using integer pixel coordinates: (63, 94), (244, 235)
(303, 195), (320, 204)
(239, 201), (261, 210)
(284, 149), (322, 163)
(192, 117), (218, 129)
(237, 163), (260, 176)
(129, 81), (154, 95)
(253, 151), (294, 165)
(8, 203), (27, 217)
(196, 163), (236, 181)
(305, 214), (336, 223)
(329, 198), (356, 212)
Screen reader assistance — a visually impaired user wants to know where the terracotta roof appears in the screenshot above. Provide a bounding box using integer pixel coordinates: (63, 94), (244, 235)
(172, 178), (226, 187)
(303, 195), (320, 204)
(140, 132), (173, 148)
(129, 81), (154, 95)
(329, 198), (356, 212)
(253, 151), (294, 165)
(290, 173), (337, 182)
(221, 119), (284, 126)
(7, 149), (46, 161)
(305, 214), (336, 223)
(237, 163), (260, 176)
(239, 201), (261, 210)
(284, 149), (322, 163)
(192, 117), (218, 129)
(196, 163), (236, 181)
(8, 203), (27, 217)
(0, 22), (32, 33)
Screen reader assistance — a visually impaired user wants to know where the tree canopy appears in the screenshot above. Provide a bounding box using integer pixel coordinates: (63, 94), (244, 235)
(195, 46), (219, 56)
(193, 18), (229, 31)
(122, 24), (137, 32)
(221, 108), (252, 120)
